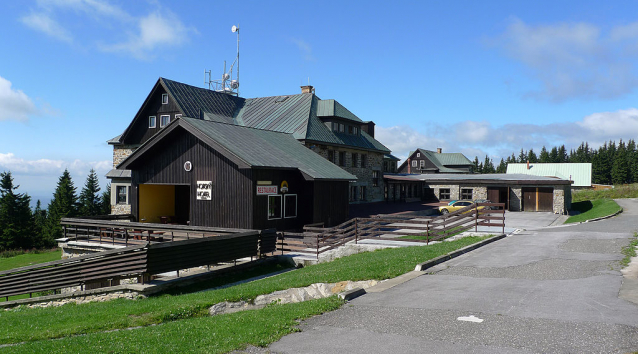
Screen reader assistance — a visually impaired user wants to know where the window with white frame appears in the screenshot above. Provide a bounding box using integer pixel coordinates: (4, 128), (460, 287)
(162, 94), (168, 104)
(160, 115), (170, 127)
(412, 160), (417, 167)
(417, 153), (420, 157)
(268, 195), (282, 220)
(116, 186), (128, 204)
(149, 116), (156, 128)
(175, 114), (182, 119)
(420, 160), (425, 168)
(284, 194), (297, 218)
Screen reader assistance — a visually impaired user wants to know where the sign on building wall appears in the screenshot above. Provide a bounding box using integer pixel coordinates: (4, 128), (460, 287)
(257, 185), (278, 195)
(197, 181), (212, 200)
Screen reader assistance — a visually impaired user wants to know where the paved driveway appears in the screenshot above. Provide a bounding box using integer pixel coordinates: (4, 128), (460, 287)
(266, 199), (638, 353)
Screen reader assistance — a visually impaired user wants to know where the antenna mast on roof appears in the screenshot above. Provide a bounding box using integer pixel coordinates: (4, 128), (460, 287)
(205, 25), (240, 96)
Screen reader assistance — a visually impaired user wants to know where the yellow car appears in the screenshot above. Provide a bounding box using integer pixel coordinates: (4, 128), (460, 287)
(438, 200), (483, 215)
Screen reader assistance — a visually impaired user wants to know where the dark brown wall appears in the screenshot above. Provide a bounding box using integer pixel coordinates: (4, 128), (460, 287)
(312, 181), (349, 227)
(126, 86), (182, 145)
(130, 128), (254, 228)
(251, 169), (314, 231)
(398, 155), (438, 173)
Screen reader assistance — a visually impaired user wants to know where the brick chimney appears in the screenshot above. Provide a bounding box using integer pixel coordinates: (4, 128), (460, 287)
(437, 148), (442, 153)
(527, 160), (530, 170)
(301, 85), (314, 94)
(407, 158), (411, 174)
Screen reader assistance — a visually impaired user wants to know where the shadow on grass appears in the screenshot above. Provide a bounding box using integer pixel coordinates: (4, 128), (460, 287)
(571, 200), (593, 214)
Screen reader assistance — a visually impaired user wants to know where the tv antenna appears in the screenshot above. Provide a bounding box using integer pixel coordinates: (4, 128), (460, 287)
(205, 25), (240, 96)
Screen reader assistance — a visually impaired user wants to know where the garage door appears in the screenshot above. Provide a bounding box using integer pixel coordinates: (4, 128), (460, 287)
(522, 187), (553, 212)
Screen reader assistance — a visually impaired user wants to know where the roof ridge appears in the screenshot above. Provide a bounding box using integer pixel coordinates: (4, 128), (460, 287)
(181, 117), (294, 136)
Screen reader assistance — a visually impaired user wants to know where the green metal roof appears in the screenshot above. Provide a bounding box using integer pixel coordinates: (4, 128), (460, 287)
(316, 99), (363, 122)
(420, 149), (472, 166)
(506, 163), (591, 187)
(182, 118), (356, 181)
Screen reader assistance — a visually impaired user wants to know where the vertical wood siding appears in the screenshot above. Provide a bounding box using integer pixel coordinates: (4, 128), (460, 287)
(126, 87), (182, 145)
(131, 129), (254, 228)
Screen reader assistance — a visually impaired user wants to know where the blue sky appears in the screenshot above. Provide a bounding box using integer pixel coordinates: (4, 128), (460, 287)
(2, 0), (638, 205)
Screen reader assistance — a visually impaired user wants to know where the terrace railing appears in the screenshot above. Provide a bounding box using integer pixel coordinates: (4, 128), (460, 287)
(277, 202), (505, 259)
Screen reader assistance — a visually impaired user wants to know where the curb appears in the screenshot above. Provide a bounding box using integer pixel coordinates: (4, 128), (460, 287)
(339, 287), (367, 301)
(414, 234), (507, 271)
(583, 207), (623, 223)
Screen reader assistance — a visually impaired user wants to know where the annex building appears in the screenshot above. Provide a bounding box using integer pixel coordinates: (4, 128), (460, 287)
(107, 78), (391, 229)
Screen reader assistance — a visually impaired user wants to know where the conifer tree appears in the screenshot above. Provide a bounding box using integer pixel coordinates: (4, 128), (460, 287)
(549, 146), (559, 162)
(539, 146), (550, 163)
(0, 171), (34, 250)
(557, 145), (568, 163)
(496, 158), (507, 173)
(473, 156), (481, 173)
(44, 169), (78, 246)
(100, 183), (111, 215)
(527, 149), (538, 163)
(518, 148), (527, 163)
(32, 200), (47, 248)
(483, 155), (495, 173)
(612, 140), (629, 185)
(78, 169), (101, 216)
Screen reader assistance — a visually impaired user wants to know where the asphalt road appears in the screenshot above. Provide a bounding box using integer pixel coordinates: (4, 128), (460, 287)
(265, 199), (638, 354)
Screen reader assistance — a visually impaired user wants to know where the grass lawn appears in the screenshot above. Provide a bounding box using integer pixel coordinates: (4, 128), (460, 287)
(572, 183), (638, 202)
(0, 235), (490, 348)
(0, 249), (61, 272)
(565, 199), (622, 224)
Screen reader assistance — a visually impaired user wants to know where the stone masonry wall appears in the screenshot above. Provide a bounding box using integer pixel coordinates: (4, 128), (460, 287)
(306, 143), (384, 203)
(113, 145), (138, 167)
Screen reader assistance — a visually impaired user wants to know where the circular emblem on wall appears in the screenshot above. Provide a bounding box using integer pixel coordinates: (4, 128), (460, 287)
(184, 161), (192, 172)
(280, 180), (289, 194)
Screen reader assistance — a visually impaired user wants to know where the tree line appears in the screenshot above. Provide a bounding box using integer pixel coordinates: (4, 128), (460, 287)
(473, 139), (638, 185)
(0, 169), (110, 252)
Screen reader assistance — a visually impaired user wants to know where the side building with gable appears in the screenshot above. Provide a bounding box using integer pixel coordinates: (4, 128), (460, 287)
(106, 78), (391, 229)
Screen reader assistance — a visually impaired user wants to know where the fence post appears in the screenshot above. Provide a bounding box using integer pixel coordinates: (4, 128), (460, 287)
(475, 203), (478, 232)
(355, 218), (358, 244)
(316, 234), (320, 260)
(426, 220), (430, 245)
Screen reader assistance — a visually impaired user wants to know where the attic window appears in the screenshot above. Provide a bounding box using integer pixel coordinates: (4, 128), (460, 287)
(160, 115), (170, 127)
(417, 153), (420, 157)
(162, 94), (168, 104)
(275, 95), (289, 103)
(175, 114), (182, 119)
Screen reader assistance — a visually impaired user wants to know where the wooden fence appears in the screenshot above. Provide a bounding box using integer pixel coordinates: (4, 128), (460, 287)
(278, 202), (505, 258)
(0, 223), (277, 301)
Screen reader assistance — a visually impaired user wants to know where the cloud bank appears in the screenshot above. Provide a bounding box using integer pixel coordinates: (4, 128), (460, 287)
(0, 76), (44, 122)
(377, 108), (638, 162)
(491, 17), (638, 101)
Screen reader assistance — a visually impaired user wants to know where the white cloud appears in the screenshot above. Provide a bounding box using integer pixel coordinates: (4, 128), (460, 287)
(0, 76), (42, 121)
(0, 152), (111, 199)
(20, 11), (73, 42)
(100, 11), (191, 60)
(377, 107), (638, 162)
(20, 1), (192, 60)
(491, 17), (638, 101)
(291, 38), (316, 61)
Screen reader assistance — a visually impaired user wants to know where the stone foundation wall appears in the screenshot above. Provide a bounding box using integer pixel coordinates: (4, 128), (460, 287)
(112, 203), (131, 215)
(509, 187), (522, 211)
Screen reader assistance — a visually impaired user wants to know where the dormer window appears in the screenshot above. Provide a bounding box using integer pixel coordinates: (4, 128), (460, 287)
(339, 123), (344, 133)
(162, 94), (168, 104)
(348, 126), (354, 134)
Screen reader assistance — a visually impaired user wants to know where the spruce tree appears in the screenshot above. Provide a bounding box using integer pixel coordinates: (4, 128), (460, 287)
(483, 155), (495, 173)
(100, 183), (111, 215)
(496, 158), (507, 173)
(527, 149), (538, 163)
(44, 169), (78, 246)
(612, 140), (629, 185)
(518, 148), (527, 163)
(539, 146), (550, 163)
(557, 145), (568, 163)
(0, 171), (34, 250)
(473, 156), (481, 173)
(33, 200), (47, 249)
(549, 147), (559, 162)
(78, 169), (101, 217)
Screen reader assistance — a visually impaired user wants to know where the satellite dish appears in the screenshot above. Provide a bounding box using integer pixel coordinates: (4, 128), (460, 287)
(230, 80), (239, 89)
(222, 73), (230, 80)
(231, 25), (238, 33)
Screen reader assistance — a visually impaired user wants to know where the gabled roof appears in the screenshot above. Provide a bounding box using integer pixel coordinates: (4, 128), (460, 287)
(506, 163), (592, 187)
(119, 118), (357, 181)
(162, 78), (244, 123)
(385, 173), (572, 185)
(113, 78), (390, 154)
(398, 148), (473, 173)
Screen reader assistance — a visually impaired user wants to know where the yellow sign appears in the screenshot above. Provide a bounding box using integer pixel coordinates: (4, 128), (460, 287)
(280, 180), (289, 193)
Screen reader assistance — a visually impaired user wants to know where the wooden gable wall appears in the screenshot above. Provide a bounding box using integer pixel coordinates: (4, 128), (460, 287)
(124, 85), (182, 145)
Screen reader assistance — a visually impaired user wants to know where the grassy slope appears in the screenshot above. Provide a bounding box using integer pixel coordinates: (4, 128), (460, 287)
(0, 250), (61, 272)
(572, 184), (638, 202)
(0, 236), (488, 347)
(566, 199), (622, 223)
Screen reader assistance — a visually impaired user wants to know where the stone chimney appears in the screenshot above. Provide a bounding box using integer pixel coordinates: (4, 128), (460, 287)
(301, 85), (314, 94)
(437, 148), (442, 154)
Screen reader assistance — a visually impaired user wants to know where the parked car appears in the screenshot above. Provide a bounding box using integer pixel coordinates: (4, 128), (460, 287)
(439, 200), (488, 214)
